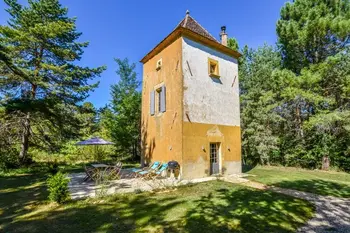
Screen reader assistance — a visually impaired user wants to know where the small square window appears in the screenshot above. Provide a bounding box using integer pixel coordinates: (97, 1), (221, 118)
(208, 58), (220, 77)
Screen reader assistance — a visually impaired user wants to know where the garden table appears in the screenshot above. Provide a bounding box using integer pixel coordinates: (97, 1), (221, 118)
(83, 164), (109, 182)
(85, 163), (122, 181)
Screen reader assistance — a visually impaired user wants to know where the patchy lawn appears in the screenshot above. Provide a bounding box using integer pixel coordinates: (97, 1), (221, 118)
(0, 171), (313, 233)
(247, 166), (350, 198)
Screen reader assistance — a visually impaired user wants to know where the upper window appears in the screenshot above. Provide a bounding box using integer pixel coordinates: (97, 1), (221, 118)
(156, 87), (162, 112)
(156, 58), (162, 71)
(150, 85), (166, 115)
(208, 58), (220, 77)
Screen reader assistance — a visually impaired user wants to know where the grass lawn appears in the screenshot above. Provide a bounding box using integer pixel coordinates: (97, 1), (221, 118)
(0, 171), (314, 233)
(247, 166), (350, 198)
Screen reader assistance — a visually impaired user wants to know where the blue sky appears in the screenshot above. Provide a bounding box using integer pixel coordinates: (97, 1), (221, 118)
(0, 0), (289, 108)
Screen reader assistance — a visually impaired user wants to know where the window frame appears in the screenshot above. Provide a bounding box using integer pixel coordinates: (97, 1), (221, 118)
(156, 87), (162, 113)
(152, 83), (166, 115)
(208, 58), (220, 78)
(156, 58), (162, 71)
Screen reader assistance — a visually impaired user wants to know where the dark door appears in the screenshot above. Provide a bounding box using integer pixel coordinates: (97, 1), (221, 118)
(210, 143), (220, 175)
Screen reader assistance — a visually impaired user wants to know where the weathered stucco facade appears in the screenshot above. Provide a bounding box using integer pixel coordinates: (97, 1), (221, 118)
(141, 12), (241, 179)
(141, 37), (184, 166)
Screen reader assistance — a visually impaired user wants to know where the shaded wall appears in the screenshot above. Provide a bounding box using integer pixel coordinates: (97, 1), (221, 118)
(141, 37), (183, 166)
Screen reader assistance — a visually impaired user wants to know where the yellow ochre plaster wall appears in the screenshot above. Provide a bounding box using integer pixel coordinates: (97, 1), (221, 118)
(141, 37), (183, 166)
(182, 122), (241, 179)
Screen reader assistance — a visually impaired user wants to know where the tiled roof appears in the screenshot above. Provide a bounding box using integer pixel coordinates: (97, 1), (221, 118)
(176, 11), (219, 43)
(141, 11), (241, 63)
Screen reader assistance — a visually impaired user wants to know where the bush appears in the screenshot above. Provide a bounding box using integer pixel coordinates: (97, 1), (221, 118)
(47, 172), (70, 204)
(0, 148), (20, 171)
(47, 161), (59, 175)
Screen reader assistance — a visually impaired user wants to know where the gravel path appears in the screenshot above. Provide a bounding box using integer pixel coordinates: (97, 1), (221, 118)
(270, 187), (350, 233)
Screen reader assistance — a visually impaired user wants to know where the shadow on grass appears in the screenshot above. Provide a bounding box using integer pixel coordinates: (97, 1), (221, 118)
(242, 164), (257, 173)
(273, 179), (350, 198)
(1, 177), (314, 233)
(0, 174), (48, 230)
(165, 187), (313, 233)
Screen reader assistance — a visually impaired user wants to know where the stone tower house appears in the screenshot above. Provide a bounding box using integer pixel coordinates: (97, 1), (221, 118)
(141, 11), (241, 179)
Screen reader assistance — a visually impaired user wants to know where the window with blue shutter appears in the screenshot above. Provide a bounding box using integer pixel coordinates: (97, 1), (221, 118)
(150, 91), (155, 115)
(160, 85), (166, 112)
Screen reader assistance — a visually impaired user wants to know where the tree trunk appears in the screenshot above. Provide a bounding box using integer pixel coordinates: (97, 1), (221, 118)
(19, 83), (37, 164)
(19, 112), (30, 163)
(322, 156), (330, 171)
(18, 45), (42, 164)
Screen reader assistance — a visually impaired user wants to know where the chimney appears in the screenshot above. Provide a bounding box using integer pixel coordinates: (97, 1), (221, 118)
(220, 26), (227, 46)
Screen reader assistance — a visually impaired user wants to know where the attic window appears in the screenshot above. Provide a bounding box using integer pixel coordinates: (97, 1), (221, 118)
(156, 58), (162, 70)
(208, 58), (220, 77)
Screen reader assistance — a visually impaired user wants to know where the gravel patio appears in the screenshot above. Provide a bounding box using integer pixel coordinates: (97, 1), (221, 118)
(68, 169), (218, 199)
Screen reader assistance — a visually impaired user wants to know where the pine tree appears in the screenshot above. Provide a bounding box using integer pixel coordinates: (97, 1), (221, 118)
(275, 0), (350, 169)
(0, 0), (106, 163)
(277, 0), (350, 73)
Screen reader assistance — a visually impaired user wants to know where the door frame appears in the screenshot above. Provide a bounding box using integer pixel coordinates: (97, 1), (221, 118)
(209, 142), (221, 175)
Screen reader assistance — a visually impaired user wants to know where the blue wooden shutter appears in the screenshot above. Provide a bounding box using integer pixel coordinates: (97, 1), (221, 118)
(150, 91), (155, 115)
(160, 86), (166, 112)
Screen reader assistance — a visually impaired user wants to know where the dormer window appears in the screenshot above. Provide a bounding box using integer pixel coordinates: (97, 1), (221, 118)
(208, 58), (220, 77)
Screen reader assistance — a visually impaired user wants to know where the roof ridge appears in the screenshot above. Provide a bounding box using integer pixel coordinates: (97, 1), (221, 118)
(183, 10), (189, 27)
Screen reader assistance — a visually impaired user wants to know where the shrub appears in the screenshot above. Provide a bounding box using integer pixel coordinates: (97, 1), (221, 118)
(47, 172), (70, 204)
(47, 161), (59, 175)
(0, 148), (20, 171)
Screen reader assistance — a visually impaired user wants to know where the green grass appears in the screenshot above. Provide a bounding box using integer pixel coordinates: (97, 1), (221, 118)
(0, 171), (314, 233)
(247, 166), (350, 198)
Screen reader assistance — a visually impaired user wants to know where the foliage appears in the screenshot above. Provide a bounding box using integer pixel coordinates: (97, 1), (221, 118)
(103, 58), (141, 160)
(46, 171), (70, 204)
(237, 0), (350, 171)
(277, 0), (350, 73)
(0, 0), (106, 164)
(47, 160), (59, 174)
(0, 107), (21, 169)
(78, 102), (100, 137)
(227, 37), (239, 51)
(237, 44), (282, 165)
(31, 140), (115, 164)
